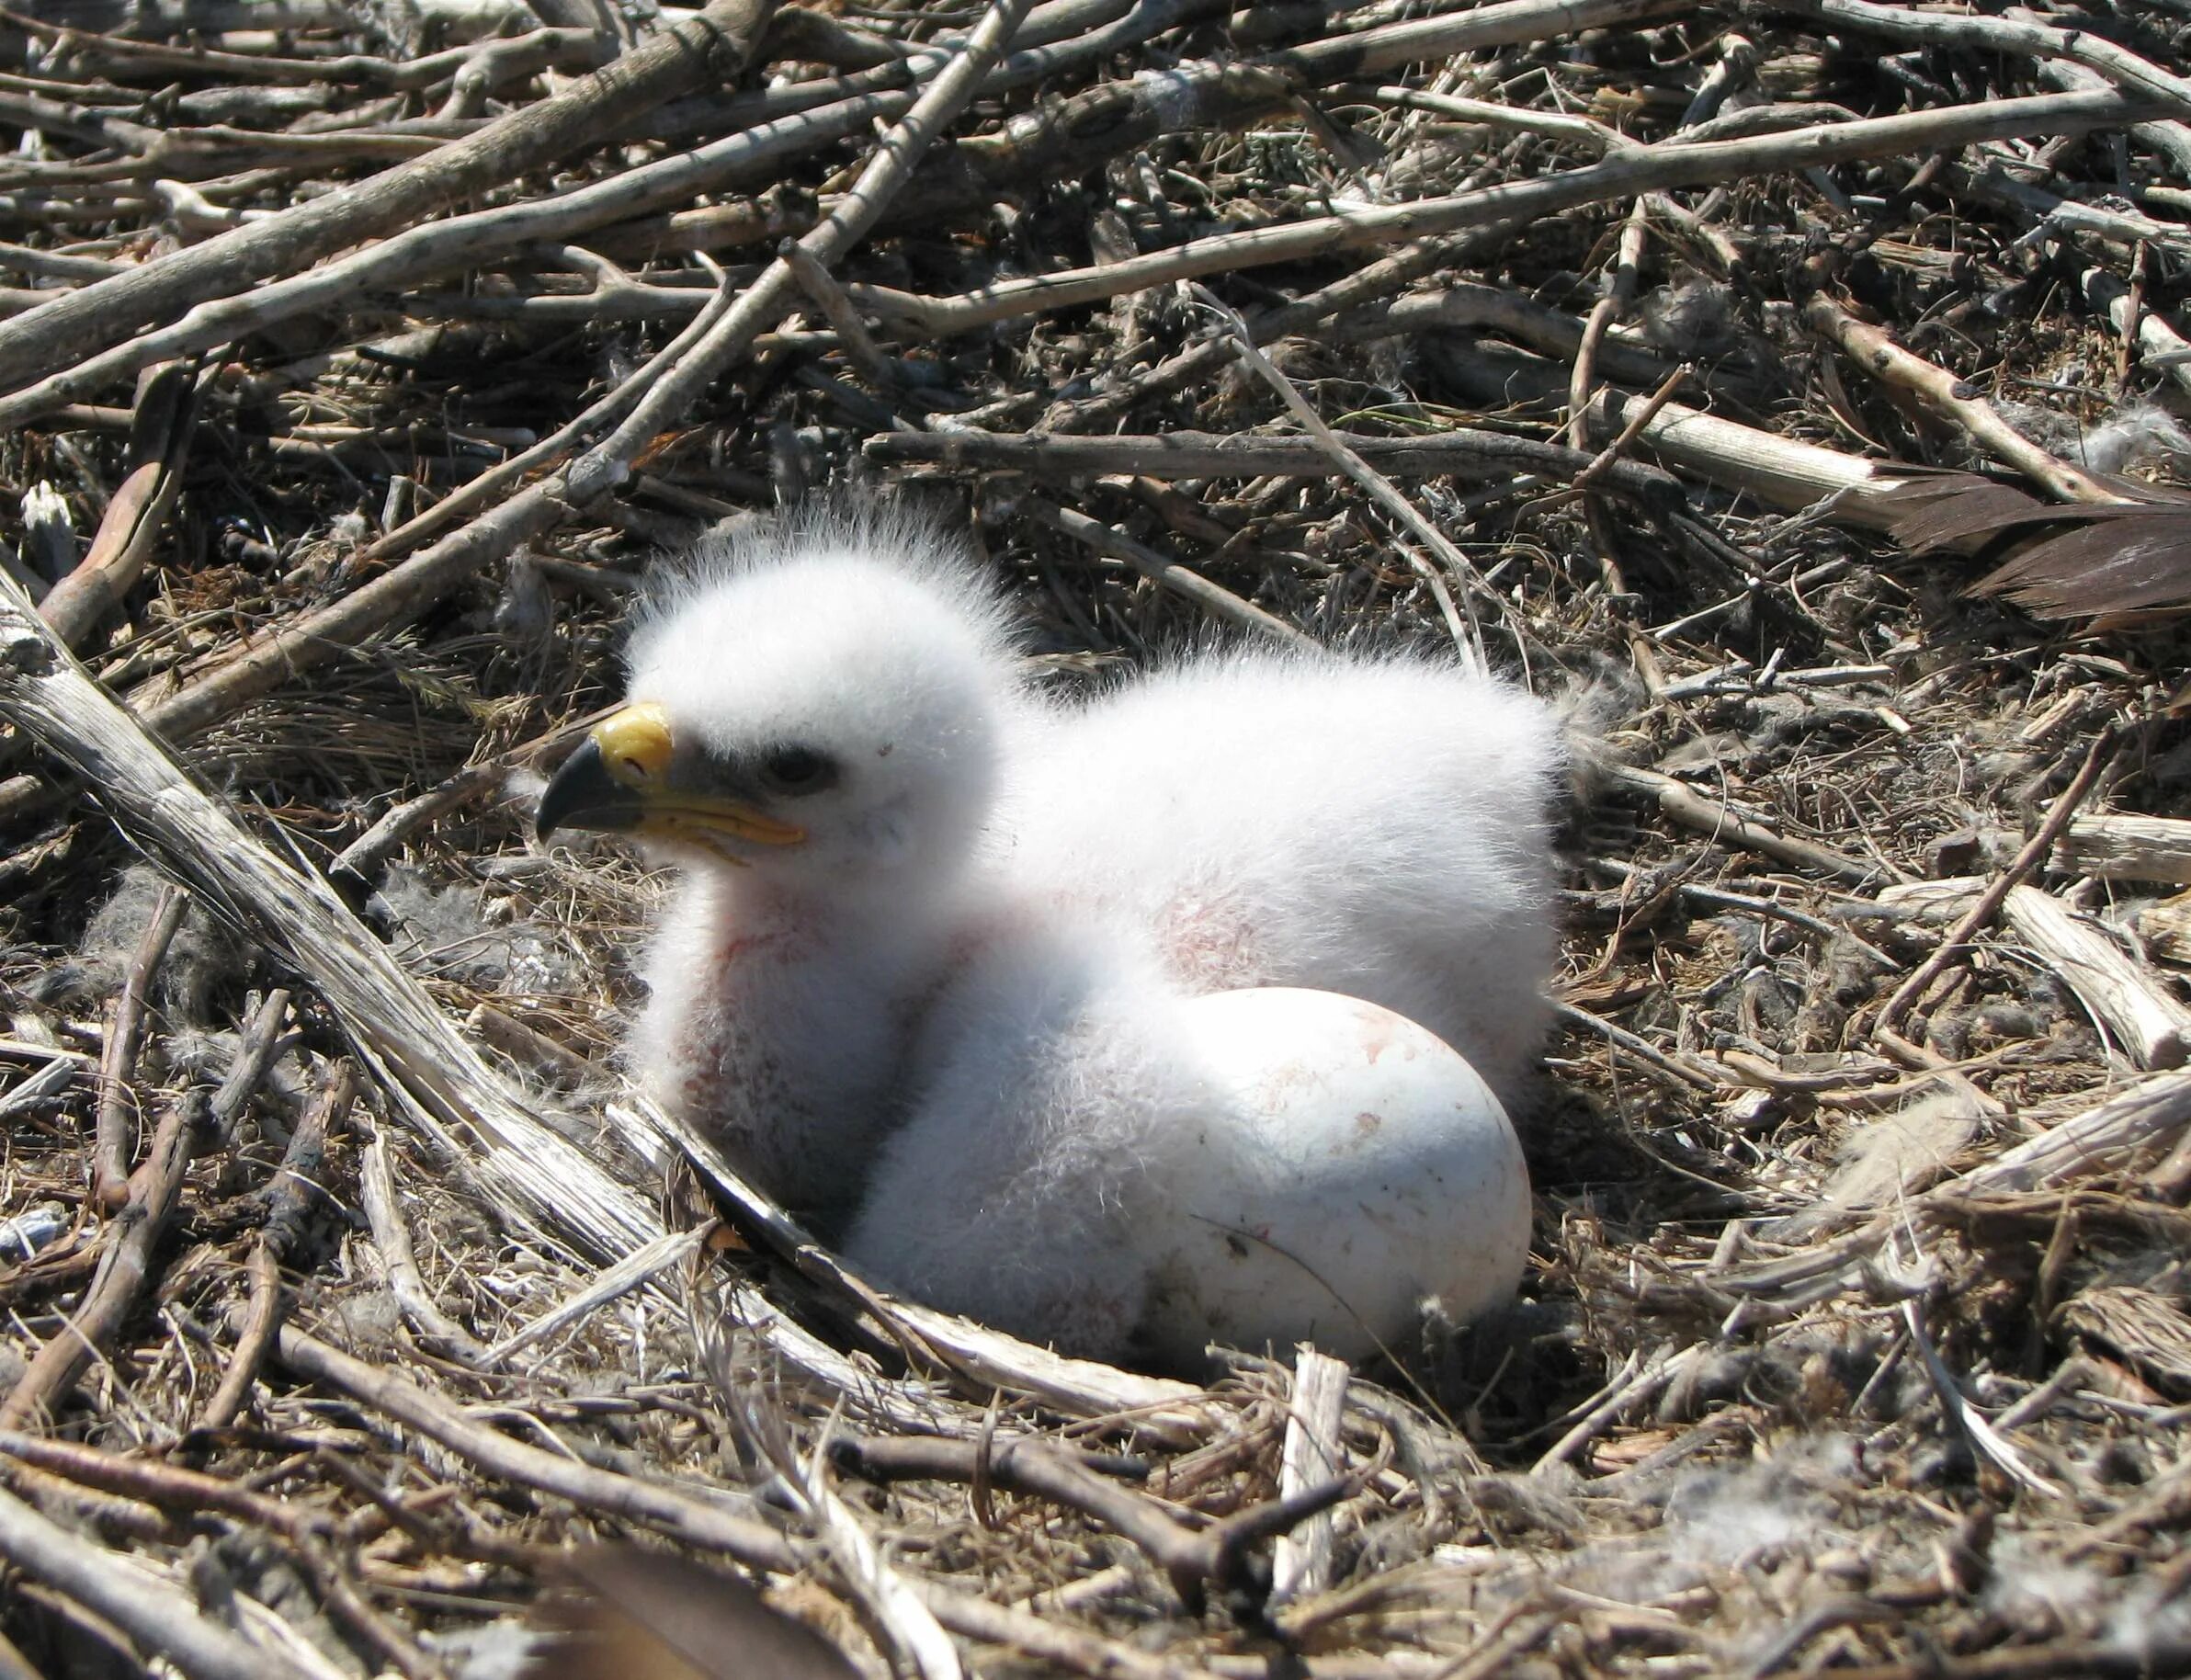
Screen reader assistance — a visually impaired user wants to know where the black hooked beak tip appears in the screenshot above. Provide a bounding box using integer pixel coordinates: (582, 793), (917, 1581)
(536, 737), (646, 842)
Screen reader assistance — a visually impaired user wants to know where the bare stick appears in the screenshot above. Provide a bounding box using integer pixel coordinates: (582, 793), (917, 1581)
(868, 426), (1682, 502)
(125, 484), (574, 749)
(479, 1225), (713, 1366)
(1950, 159), (2191, 264)
(1566, 201), (1651, 448)
(0, 4), (1239, 426)
(914, 1589), (1212, 1680)
(466, 1003), (597, 1088)
(1549, 364), (1697, 508)
(0, 1431), (323, 1538)
(199, 1248), (280, 1434)
(331, 766), (515, 888)
(207, 987), (291, 1144)
(90, 882), (188, 1209)
(3, 1092), (205, 1428)
(1048, 231), (1493, 434)
(1883, 880), (2191, 1071)
(1779, 0), (2191, 116)
(358, 1123), (493, 1365)
(1195, 288), (1491, 671)
(0, 87), (914, 430)
(1025, 497), (1316, 651)
(2038, 56), (2191, 185)
(2078, 265), (2191, 402)
(1556, 1000), (1726, 1092)
(0, 1481), (313, 1680)
(847, 91), (2160, 336)
(783, 240), (898, 390)
(1605, 764), (1879, 885)
(351, 263), (745, 567)
(13, 18), (607, 95)
(1804, 293), (2117, 505)
(1875, 726), (2120, 1039)
(37, 361), (196, 651)
(623, 1093), (1208, 1429)
(563, 0), (1039, 506)
(0, 0), (778, 394)
(1566, 200), (1670, 698)
(66, 0), (1039, 778)
(1532, 1345), (1697, 1474)
(272, 1321), (798, 1571)
(1338, 83), (1629, 153)
(198, 1062), (358, 1430)
(1581, 382), (1903, 520)
(835, 1431), (1353, 1618)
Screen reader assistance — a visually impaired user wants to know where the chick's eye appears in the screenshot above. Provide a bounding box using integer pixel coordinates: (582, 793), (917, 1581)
(757, 744), (837, 795)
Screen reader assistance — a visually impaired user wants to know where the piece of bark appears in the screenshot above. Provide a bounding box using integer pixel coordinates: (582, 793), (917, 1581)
(37, 360), (196, 651)
(1947, 1063), (2191, 1197)
(2061, 814), (2191, 885)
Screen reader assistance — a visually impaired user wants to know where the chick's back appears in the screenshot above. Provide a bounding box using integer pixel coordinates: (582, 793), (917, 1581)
(997, 650), (1568, 1105)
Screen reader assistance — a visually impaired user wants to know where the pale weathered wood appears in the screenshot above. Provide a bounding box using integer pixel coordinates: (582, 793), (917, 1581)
(1271, 1347), (1350, 1605)
(2061, 813), (2191, 885)
(1881, 879), (2191, 1070)
(1949, 1063), (2191, 1197)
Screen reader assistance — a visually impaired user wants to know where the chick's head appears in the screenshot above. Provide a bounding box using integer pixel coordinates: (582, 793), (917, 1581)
(539, 516), (1020, 899)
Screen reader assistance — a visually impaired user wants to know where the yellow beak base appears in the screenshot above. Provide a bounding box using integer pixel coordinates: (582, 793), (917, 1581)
(536, 703), (807, 852)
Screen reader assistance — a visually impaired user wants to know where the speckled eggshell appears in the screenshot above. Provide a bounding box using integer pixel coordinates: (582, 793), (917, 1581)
(1138, 987), (1531, 1367)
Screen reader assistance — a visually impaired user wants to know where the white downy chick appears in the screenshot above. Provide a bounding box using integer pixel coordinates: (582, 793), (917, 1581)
(543, 509), (1028, 1221)
(539, 504), (1564, 1361)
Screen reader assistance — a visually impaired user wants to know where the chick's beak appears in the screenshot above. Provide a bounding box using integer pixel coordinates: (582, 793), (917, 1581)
(535, 735), (634, 840)
(536, 703), (806, 851)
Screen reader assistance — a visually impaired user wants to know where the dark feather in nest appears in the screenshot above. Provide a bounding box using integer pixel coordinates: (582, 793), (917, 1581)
(1873, 468), (2191, 618)
(521, 1546), (861, 1680)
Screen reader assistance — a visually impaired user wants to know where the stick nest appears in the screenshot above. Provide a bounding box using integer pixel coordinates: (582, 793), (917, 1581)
(5, 1), (2191, 1676)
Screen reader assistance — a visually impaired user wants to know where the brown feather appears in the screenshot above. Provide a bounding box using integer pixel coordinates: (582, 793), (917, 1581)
(1871, 469), (2191, 618)
(520, 1546), (862, 1680)
(1971, 514), (2191, 616)
(1871, 470), (2060, 552)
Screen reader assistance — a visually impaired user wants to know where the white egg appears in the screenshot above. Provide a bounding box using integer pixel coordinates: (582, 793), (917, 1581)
(1137, 987), (1532, 1367)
